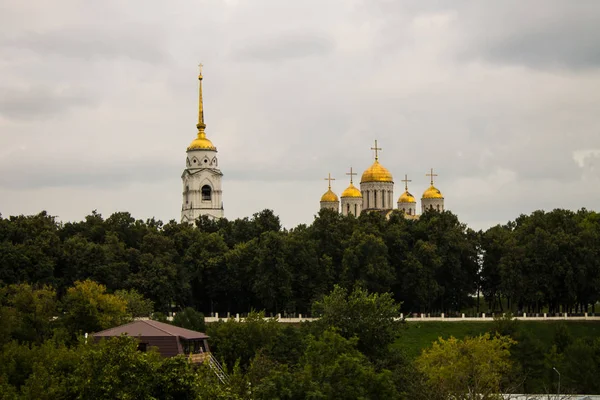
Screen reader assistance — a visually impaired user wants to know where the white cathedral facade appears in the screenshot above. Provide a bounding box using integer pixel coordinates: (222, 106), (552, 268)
(320, 141), (445, 219)
(181, 67), (224, 223)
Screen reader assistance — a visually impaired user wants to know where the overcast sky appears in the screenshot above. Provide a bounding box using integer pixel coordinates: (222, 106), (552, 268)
(1, 0), (599, 230)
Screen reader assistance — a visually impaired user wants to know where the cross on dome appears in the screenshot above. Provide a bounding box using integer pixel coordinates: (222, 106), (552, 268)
(371, 140), (382, 161)
(426, 168), (438, 185)
(346, 167), (357, 184)
(324, 173), (335, 189)
(401, 174), (412, 191)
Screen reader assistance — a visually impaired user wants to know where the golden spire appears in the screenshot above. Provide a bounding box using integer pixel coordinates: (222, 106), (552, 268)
(188, 63), (216, 151)
(371, 139), (382, 161)
(197, 63), (206, 133)
(401, 174), (412, 191)
(426, 168), (438, 185)
(346, 167), (357, 184)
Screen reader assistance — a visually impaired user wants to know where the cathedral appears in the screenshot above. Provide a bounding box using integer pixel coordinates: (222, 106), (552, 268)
(178, 67), (444, 224)
(181, 66), (224, 223)
(319, 140), (445, 219)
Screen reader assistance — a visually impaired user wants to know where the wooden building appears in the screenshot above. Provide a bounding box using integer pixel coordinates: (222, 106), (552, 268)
(93, 319), (210, 363)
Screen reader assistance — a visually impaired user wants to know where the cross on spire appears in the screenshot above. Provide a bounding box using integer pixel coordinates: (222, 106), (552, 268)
(324, 173), (335, 189)
(426, 168), (438, 185)
(401, 174), (412, 191)
(346, 167), (357, 184)
(371, 140), (382, 161)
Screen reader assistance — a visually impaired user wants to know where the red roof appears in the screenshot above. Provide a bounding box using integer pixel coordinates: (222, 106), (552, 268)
(93, 319), (209, 340)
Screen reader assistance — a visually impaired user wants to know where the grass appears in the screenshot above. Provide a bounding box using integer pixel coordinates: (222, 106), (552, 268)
(395, 321), (600, 359)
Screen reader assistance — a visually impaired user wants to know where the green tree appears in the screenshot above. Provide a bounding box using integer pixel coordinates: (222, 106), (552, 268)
(206, 311), (282, 370)
(0, 283), (58, 344)
(172, 307), (206, 333)
(312, 285), (403, 358)
(61, 280), (130, 335)
(114, 289), (154, 319)
(341, 231), (395, 293)
(416, 333), (515, 400)
(251, 232), (292, 312)
(298, 329), (399, 399)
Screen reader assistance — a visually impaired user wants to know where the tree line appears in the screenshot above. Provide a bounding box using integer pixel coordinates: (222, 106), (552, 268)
(1, 207), (599, 315)
(2, 280), (599, 398)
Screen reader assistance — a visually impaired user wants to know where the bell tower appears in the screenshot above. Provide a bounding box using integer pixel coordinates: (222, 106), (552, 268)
(181, 65), (224, 223)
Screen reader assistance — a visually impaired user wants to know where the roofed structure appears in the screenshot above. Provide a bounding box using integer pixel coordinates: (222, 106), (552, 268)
(93, 319), (210, 360)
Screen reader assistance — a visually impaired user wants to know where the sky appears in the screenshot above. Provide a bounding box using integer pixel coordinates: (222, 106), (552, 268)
(1, 0), (600, 231)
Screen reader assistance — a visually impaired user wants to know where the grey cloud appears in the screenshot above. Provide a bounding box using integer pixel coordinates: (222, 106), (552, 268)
(2, 24), (169, 63)
(0, 85), (95, 120)
(457, 2), (600, 70)
(0, 156), (179, 190)
(232, 32), (334, 62)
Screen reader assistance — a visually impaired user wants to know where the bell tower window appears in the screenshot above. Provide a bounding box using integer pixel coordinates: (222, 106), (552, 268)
(185, 185), (189, 204)
(201, 185), (212, 201)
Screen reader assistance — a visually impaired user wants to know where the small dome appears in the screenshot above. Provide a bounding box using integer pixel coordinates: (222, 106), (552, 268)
(398, 190), (416, 203)
(422, 185), (444, 199)
(188, 132), (216, 151)
(361, 160), (393, 183)
(341, 183), (362, 198)
(321, 189), (339, 202)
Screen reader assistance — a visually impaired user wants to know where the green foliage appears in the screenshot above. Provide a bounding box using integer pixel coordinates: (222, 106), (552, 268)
(206, 311), (283, 370)
(0, 283), (58, 345)
(115, 288), (154, 318)
(61, 280), (130, 336)
(312, 285), (403, 357)
(299, 329), (398, 399)
(172, 307), (206, 332)
(416, 333), (515, 400)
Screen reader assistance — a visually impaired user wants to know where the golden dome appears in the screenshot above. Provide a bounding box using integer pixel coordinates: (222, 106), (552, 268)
(422, 185), (444, 199)
(398, 190), (416, 203)
(320, 189), (339, 202)
(188, 137), (216, 151)
(341, 183), (362, 198)
(361, 160), (393, 183)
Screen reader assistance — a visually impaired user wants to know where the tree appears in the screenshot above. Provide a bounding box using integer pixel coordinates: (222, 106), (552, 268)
(298, 329), (398, 399)
(206, 311), (282, 370)
(114, 289), (154, 319)
(416, 333), (515, 400)
(312, 285), (403, 358)
(61, 280), (130, 336)
(341, 231), (395, 293)
(0, 283), (58, 344)
(251, 232), (292, 312)
(172, 307), (206, 332)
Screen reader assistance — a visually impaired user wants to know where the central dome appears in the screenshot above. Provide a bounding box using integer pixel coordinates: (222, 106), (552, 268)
(422, 185), (443, 199)
(320, 189), (339, 202)
(361, 160), (393, 183)
(341, 183), (362, 198)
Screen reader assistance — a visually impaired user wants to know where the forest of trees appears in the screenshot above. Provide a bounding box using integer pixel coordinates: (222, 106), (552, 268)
(1, 207), (600, 398)
(1, 207), (599, 316)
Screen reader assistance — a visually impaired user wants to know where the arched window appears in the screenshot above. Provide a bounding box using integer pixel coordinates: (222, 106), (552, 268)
(354, 204), (357, 215)
(201, 185), (212, 201)
(366, 191), (369, 208)
(374, 191), (377, 208)
(382, 191), (385, 208)
(346, 204), (350, 215)
(185, 185), (189, 204)
(437, 204), (440, 211)
(408, 208), (412, 215)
